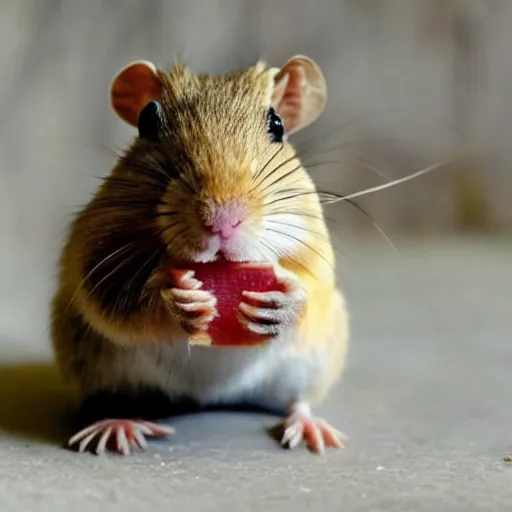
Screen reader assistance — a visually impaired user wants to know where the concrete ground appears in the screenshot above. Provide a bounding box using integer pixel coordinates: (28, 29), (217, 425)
(0, 235), (511, 511)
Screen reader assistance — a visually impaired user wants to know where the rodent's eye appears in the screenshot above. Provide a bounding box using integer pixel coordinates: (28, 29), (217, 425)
(266, 107), (284, 143)
(138, 100), (162, 142)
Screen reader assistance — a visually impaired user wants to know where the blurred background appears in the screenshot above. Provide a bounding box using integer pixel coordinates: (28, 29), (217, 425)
(0, 0), (511, 348)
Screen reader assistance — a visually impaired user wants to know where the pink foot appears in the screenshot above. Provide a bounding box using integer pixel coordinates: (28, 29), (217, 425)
(68, 419), (175, 455)
(280, 402), (345, 454)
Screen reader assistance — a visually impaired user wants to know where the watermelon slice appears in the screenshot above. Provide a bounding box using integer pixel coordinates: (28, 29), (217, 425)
(171, 260), (284, 347)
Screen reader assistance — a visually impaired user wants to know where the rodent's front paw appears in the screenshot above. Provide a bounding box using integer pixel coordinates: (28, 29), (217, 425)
(237, 270), (307, 337)
(161, 270), (218, 334)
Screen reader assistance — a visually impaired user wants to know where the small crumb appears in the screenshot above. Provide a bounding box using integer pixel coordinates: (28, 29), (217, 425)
(376, 466), (385, 471)
(504, 456), (512, 462)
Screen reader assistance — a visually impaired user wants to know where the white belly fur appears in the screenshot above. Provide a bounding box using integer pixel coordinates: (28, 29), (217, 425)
(88, 329), (325, 412)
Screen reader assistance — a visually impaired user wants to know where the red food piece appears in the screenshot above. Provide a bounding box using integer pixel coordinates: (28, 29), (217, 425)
(177, 260), (284, 347)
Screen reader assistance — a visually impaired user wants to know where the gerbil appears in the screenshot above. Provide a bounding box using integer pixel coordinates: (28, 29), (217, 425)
(50, 55), (349, 455)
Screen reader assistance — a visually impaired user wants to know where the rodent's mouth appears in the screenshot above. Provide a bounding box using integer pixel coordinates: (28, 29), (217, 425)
(173, 233), (272, 265)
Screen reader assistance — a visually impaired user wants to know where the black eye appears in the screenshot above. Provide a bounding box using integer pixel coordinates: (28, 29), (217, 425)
(138, 100), (162, 142)
(266, 107), (284, 143)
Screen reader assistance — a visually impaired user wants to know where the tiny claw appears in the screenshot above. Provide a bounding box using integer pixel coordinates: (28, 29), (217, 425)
(78, 431), (99, 453)
(180, 275), (203, 291)
(168, 268), (203, 290)
(278, 402), (345, 454)
(116, 425), (130, 455)
(139, 421), (175, 437)
(237, 311), (279, 336)
(238, 301), (280, 323)
(175, 298), (217, 315)
(68, 419), (175, 455)
(95, 426), (113, 455)
(281, 422), (303, 449)
(132, 429), (148, 449)
(242, 290), (285, 307)
(169, 288), (213, 304)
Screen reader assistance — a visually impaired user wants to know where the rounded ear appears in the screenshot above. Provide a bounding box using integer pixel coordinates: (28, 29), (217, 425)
(110, 60), (163, 126)
(271, 55), (327, 135)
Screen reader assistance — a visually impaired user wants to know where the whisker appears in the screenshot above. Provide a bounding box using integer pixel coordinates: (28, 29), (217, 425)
(89, 230), (185, 310)
(341, 199), (399, 254)
(264, 227), (333, 268)
(265, 217), (348, 261)
(297, 136), (417, 163)
(86, 252), (138, 300)
(253, 143), (285, 183)
(123, 246), (167, 306)
(261, 237), (320, 282)
(260, 239), (310, 280)
(265, 196), (396, 256)
(256, 154), (361, 199)
(302, 156), (391, 181)
(259, 239), (277, 258)
(293, 108), (465, 160)
(55, 241), (138, 322)
(258, 164), (305, 196)
(264, 219), (329, 241)
(263, 191), (320, 209)
(319, 157), (458, 204)
(264, 209), (324, 221)
(255, 239), (277, 263)
(252, 154), (300, 192)
(52, 242), (135, 322)
(293, 110), (393, 158)
(264, 206), (362, 260)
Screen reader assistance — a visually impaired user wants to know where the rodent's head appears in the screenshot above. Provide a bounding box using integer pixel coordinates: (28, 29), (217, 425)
(87, 56), (327, 267)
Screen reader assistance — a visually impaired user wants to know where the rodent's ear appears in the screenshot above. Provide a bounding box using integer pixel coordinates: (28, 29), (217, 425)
(110, 60), (162, 127)
(271, 55), (327, 135)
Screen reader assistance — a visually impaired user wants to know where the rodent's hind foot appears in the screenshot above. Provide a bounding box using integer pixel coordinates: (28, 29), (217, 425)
(279, 402), (345, 454)
(68, 419), (174, 455)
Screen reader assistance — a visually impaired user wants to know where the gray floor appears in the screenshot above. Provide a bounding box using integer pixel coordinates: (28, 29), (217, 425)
(0, 235), (511, 512)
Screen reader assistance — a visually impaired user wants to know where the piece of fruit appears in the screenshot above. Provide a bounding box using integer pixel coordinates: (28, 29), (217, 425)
(171, 260), (284, 347)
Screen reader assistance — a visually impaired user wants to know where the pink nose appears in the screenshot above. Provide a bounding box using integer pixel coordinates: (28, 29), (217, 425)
(204, 202), (246, 240)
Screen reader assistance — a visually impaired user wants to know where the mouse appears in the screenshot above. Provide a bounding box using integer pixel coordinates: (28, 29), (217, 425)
(50, 54), (349, 455)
